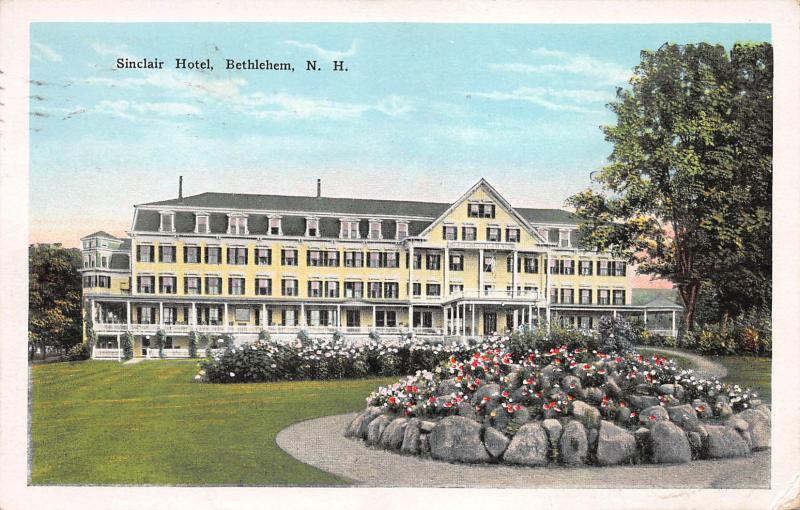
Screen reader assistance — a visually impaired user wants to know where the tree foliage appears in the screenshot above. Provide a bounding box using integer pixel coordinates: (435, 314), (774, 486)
(29, 244), (83, 357)
(568, 42), (772, 330)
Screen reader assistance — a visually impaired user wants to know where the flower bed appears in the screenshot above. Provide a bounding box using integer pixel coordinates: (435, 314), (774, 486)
(346, 342), (771, 467)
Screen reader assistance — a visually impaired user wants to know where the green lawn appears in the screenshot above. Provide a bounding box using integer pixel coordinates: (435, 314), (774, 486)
(31, 360), (395, 486)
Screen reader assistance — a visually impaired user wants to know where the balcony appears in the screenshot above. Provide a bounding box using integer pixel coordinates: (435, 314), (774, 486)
(91, 322), (443, 337)
(446, 289), (544, 302)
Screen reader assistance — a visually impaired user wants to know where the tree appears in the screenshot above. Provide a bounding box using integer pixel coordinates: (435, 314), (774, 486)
(568, 42), (772, 331)
(29, 244), (83, 359)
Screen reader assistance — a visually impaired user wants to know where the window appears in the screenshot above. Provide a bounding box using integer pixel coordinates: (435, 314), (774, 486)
(425, 253), (441, 270)
(256, 278), (272, 296)
(375, 311), (397, 328)
(282, 279), (298, 296)
(597, 260), (610, 276)
(483, 284), (494, 296)
(160, 212), (175, 232)
(83, 256), (89, 269)
(483, 253), (495, 272)
(384, 282), (399, 298)
(269, 217), (282, 236)
(101, 256), (108, 268)
(159, 246), (176, 263)
(409, 252), (422, 270)
(580, 316), (592, 330)
(368, 282), (382, 298)
(282, 309), (296, 326)
(228, 215), (248, 235)
(523, 285), (538, 298)
(467, 203), (495, 218)
(506, 256), (514, 273)
(205, 277), (221, 295)
(207, 307), (220, 325)
(344, 251), (363, 267)
(369, 221), (382, 239)
(385, 252), (398, 268)
(160, 276), (176, 294)
(346, 310), (360, 327)
(413, 311), (433, 328)
(579, 289), (592, 304)
(306, 218), (319, 237)
(98, 276), (111, 288)
(367, 251), (381, 268)
(561, 288), (574, 304)
(561, 316), (575, 328)
(160, 307), (175, 325)
(396, 222), (408, 240)
(308, 280), (322, 297)
(185, 276), (200, 295)
(462, 226), (477, 241)
(195, 214), (209, 233)
(550, 288), (558, 304)
(325, 281), (339, 298)
(344, 281), (363, 298)
(442, 225), (457, 241)
(559, 229), (571, 248)
(205, 246), (221, 264)
(137, 245), (154, 263)
(137, 276), (154, 294)
(281, 249), (298, 266)
(256, 248), (272, 265)
(524, 257), (538, 274)
(449, 283), (464, 294)
(613, 289), (626, 305)
(579, 260), (593, 276)
(560, 259), (575, 275)
(598, 289), (610, 305)
(449, 253), (463, 271)
(308, 250), (323, 267)
(426, 283), (441, 296)
(184, 246), (200, 263)
(411, 282), (421, 296)
(227, 247), (248, 265)
(229, 277), (245, 295)
(235, 308), (250, 323)
(486, 227), (501, 242)
(139, 307), (154, 324)
(325, 251), (340, 267)
(613, 261), (627, 277)
(340, 219), (360, 239)
(506, 228), (520, 243)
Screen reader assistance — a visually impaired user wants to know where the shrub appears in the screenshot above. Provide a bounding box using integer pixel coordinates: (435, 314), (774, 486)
(597, 315), (635, 353)
(64, 342), (90, 361)
(737, 327), (760, 354)
(155, 330), (166, 358)
(258, 330), (271, 342)
(122, 332), (134, 360)
(188, 331), (199, 358)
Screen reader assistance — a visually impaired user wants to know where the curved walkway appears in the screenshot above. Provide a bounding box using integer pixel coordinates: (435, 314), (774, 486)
(636, 346), (728, 380)
(276, 412), (768, 488)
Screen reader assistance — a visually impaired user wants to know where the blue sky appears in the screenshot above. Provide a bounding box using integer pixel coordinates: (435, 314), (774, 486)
(29, 23), (770, 246)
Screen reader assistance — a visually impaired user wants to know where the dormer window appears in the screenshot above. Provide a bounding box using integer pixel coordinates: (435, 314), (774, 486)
(227, 214), (248, 235)
(468, 202), (495, 218)
(340, 219), (360, 239)
(159, 211), (175, 232)
(306, 218), (319, 237)
(268, 216), (282, 236)
(369, 220), (382, 240)
(396, 221), (409, 240)
(195, 213), (209, 234)
(559, 229), (572, 248)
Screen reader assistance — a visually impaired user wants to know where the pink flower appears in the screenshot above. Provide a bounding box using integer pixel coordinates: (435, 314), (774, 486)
(501, 390), (510, 398)
(648, 415), (656, 422)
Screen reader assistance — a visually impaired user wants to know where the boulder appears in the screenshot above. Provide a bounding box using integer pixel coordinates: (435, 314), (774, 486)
(658, 384), (676, 396)
(437, 377), (462, 396)
(615, 406), (633, 424)
(629, 395), (660, 410)
(755, 404), (771, 418)
(503, 421), (549, 466)
(604, 379), (622, 399)
(366, 415), (390, 446)
(420, 433), (431, 454)
(571, 400), (601, 429)
(596, 420), (637, 466)
(540, 365), (560, 388)
(420, 420), (436, 433)
(541, 419), (563, 444)
(649, 421), (691, 464)
(736, 409), (770, 450)
(673, 384), (686, 400)
(703, 425), (750, 458)
(562, 375), (583, 391)
(429, 416), (490, 463)
(639, 405), (669, 427)
(692, 400), (713, 419)
(353, 407), (385, 439)
(401, 418), (421, 454)
(666, 404), (698, 429)
(472, 383), (502, 404)
(687, 431), (702, 453)
(512, 406), (532, 426)
(559, 420), (588, 465)
(725, 418), (749, 433)
(379, 417), (408, 450)
(635, 383), (657, 395)
(457, 401), (479, 421)
(585, 387), (605, 404)
(717, 402), (734, 420)
(484, 427), (510, 459)
(492, 407), (512, 431)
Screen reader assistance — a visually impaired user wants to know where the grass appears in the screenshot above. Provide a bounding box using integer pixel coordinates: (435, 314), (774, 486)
(31, 360), (395, 486)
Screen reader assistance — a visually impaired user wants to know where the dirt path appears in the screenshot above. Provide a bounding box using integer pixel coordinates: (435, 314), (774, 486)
(276, 413), (769, 489)
(636, 346), (728, 380)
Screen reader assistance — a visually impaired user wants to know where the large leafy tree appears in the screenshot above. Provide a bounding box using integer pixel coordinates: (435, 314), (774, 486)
(568, 42), (772, 331)
(29, 244), (83, 358)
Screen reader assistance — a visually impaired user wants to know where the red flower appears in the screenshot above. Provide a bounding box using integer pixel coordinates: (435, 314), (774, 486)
(388, 396), (397, 405)
(696, 405), (706, 413)
(443, 402), (452, 408)
(428, 396), (436, 404)
(614, 357), (622, 363)
(582, 363), (591, 370)
(405, 385), (413, 393)
(501, 390), (510, 398)
(648, 415), (656, 422)
(483, 396), (490, 402)
(514, 404), (522, 411)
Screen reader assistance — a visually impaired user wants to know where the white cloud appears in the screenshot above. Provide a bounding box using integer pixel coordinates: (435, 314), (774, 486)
(91, 42), (133, 58)
(94, 99), (200, 121)
(32, 42), (63, 63)
(490, 47), (632, 86)
(469, 86), (607, 113)
(234, 92), (412, 120)
(283, 39), (358, 61)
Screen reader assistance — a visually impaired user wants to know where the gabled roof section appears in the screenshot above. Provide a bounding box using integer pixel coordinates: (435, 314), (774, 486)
(81, 230), (119, 240)
(517, 208), (578, 225)
(631, 288), (683, 309)
(141, 192), (450, 219)
(416, 178), (550, 244)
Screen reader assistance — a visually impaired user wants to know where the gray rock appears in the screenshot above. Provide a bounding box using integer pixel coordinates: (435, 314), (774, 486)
(437, 377), (462, 396)
(659, 384), (676, 396)
(401, 418), (421, 454)
(512, 406), (532, 426)
(457, 401), (479, 421)
(420, 433), (430, 454)
(604, 379), (622, 398)
(541, 419), (563, 444)
(379, 417), (408, 450)
(703, 425), (750, 458)
(562, 375), (582, 391)
(366, 415), (390, 446)
(673, 384), (685, 400)
(484, 427), (510, 459)
(596, 420), (636, 466)
(635, 383), (657, 395)
(639, 405), (669, 427)
(429, 416), (490, 463)
(354, 407), (385, 439)
(649, 421), (691, 464)
(615, 406), (632, 424)
(540, 365), (560, 388)
(560, 420), (588, 465)
(725, 417), (749, 433)
(503, 421), (549, 466)
(492, 407), (512, 432)
(585, 387), (605, 404)
(571, 400), (601, 429)
(666, 404), (698, 429)
(688, 431), (702, 452)
(587, 428), (599, 453)
(736, 409), (770, 450)
(629, 395), (660, 410)
(692, 400), (713, 419)
(717, 402), (734, 420)
(755, 404), (771, 418)
(420, 420), (436, 433)
(472, 383), (502, 404)
(345, 411), (366, 438)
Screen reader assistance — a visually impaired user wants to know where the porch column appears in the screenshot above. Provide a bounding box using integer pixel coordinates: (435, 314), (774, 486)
(372, 305), (376, 329)
(512, 249), (518, 297)
(408, 243), (414, 300)
(443, 246), (449, 297)
(117, 333), (121, 362)
(408, 305), (414, 334)
(471, 304), (476, 337)
(613, 309), (617, 319)
(528, 304), (533, 328)
(454, 303), (459, 335)
(261, 303), (267, 327)
(337, 304), (342, 328)
(191, 302), (197, 326)
(300, 302), (306, 327)
(513, 309), (519, 329)
(478, 249), (484, 295)
(643, 309), (648, 328)
(90, 299), (96, 328)
(671, 310), (677, 338)
(223, 303), (229, 331)
(545, 251), (551, 332)
(159, 301), (164, 327)
(126, 301), (131, 330)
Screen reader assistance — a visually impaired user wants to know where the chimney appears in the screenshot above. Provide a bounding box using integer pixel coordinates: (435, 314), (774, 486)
(178, 176), (183, 200)
(316, 178), (321, 198)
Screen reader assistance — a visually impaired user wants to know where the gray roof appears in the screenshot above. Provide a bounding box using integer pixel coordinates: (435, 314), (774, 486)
(109, 253), (130, 270)
(81, 230), (119, 240)
(631, 288), (683, 308)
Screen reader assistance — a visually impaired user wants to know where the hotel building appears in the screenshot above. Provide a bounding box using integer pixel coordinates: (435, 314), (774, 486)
(81, 179), (682, 358)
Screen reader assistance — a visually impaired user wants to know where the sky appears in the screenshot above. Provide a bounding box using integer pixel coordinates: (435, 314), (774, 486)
(30, 23), (770, 252)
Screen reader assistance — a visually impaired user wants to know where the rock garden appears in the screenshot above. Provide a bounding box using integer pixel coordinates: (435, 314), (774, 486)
(345, 338), (770, 467)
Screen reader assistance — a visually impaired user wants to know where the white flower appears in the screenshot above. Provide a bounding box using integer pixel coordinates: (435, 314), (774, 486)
(271, 364), (277, 368)
(229, 372), (235, 377)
